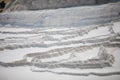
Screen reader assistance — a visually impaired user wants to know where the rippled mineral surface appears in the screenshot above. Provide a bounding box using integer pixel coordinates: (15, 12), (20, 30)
(0, 1), (120, 80)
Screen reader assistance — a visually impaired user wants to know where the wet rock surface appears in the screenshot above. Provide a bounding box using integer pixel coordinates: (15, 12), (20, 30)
(4, 0), (118, 11)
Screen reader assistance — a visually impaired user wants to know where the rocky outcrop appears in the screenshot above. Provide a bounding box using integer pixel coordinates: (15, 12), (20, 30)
(1, 2), (120, 27)
(4, 0), (119, 11)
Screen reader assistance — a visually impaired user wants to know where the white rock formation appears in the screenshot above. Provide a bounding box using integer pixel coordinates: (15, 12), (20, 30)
(0, 2), (120, 80)
(0, 2), (120, 27)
